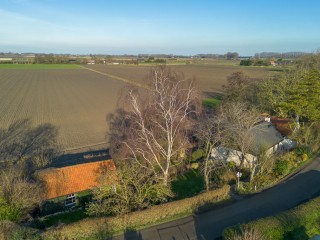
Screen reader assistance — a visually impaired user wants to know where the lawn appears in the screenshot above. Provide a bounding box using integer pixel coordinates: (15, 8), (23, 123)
(202, 97), (222, 109)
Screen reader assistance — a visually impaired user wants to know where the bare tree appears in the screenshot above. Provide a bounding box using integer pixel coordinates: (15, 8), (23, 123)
(222, 71), (256, 104)
(108, 66), (200, 185)
(226, 225), (266, 240)
(195, 114), (225, 191)
(220, 102), (262, 182)
(0, 165), (44, 222)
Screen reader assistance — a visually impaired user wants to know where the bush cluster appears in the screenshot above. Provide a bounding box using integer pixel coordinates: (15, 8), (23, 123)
(43, 185), (230, 239)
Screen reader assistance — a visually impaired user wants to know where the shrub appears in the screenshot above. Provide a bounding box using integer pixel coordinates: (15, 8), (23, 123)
(273, 160), (291, 177)
(225, 225), (266, 240)
(253, 174), (276, 190)
(9, 227), (41, 240)
(240, 59), (253, 66)
(0, 221), (41, 240)
(295, 146), (311, 158)
(171, 170), (204, 199)
(40, 201), (64, 216)
(78, 194), (93, 209)
(191, 149), (204, 162)
(0, 198), (22, 222)
(0, 220), (17, 240)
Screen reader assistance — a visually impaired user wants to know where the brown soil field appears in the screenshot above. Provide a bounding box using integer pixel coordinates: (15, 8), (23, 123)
(0, 64), (276, 153)
(84, 64), (276, 93)
(0, 68), (125, 152)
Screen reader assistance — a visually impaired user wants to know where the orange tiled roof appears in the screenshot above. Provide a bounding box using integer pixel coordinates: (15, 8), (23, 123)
(37, 159), (116, 199)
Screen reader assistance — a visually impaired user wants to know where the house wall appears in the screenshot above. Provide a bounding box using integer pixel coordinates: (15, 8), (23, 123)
(211, 147), (257, 167)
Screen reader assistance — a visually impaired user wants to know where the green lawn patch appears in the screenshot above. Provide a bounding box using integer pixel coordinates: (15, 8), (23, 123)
(171, 170), (204, 199)
(0, 64), (81, 69)
(202, 97), (222, 109)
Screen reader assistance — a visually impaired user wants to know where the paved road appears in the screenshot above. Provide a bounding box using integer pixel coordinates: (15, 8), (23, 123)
(117, 157), (320, 240)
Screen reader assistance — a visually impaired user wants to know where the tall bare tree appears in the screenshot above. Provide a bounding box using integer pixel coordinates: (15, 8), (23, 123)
(195, 114), (225, 191)
(108, 66), (200, 185)
(220, 102), (261, 182)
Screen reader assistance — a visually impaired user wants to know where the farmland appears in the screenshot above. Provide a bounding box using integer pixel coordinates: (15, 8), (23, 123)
(0, 63), (275, 152)
(84, 63), (275, 93)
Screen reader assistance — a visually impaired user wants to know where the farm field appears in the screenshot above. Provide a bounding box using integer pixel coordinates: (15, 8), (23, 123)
(0, 66), (125, 152)
(0, 63), (276, 153)
(84, 63), (275, 93)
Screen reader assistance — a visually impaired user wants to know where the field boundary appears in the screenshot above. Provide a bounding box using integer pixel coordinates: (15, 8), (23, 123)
(79, 65), (149, 89)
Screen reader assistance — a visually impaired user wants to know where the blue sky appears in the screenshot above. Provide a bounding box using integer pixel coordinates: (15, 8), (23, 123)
(1, 0), (319, 55)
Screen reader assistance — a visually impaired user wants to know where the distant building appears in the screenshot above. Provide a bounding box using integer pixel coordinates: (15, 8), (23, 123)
(269, 60), (277, 66)
(87, 59), (96, 64)
(0, 58), (13, 63)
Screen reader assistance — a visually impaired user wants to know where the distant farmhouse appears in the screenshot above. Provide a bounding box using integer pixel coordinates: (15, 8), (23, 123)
(211, 118), (297, 166)
(0, 54), (35, 64)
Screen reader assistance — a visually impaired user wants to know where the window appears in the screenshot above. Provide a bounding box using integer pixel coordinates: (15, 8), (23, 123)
(65, 193), (76, 206)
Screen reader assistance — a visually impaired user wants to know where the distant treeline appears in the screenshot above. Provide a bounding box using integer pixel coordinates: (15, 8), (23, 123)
(254, 52), (309, 59)
(0, 51), (313, 65)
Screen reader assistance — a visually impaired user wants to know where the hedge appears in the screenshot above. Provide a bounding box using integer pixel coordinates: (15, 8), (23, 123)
(223, 196), (320, 240)
(43, 185), (230, 239)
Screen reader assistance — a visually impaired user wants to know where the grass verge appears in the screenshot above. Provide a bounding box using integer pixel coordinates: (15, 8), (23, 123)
(223, 196), (320, 240)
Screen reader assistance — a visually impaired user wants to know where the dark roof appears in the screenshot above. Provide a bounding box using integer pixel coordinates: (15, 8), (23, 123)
(251, 121), (284, 155)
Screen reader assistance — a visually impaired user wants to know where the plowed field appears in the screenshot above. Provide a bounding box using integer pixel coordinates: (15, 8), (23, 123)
(0, 64), (273, 152)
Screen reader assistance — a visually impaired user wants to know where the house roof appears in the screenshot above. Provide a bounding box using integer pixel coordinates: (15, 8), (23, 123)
(251, 121), (284, 155)
(271, 117), (293, 136)
(36, 159), (116, 199)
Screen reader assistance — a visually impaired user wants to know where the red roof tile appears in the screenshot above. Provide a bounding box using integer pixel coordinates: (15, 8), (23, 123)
(271, 117), (293, 136)
(36, 159), (116, 199)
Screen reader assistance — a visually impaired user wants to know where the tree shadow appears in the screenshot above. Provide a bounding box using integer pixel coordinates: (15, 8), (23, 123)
(0, 119), (60, 173)
(284, 226), (309, 240)
(123, 228), (143, 240)
(51, 149), (111, 168)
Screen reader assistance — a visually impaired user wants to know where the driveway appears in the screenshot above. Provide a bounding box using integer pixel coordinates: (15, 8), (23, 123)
(117, 157), (320, 240)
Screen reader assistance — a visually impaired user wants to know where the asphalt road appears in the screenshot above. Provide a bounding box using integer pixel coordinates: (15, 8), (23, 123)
(117, 157), (320, 240)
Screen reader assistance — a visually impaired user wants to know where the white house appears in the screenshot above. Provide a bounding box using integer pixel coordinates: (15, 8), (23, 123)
(211, 121), (297, 166)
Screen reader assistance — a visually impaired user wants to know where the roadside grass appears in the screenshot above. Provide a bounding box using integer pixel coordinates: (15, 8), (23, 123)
(0, 64), (81, 69)
(223, 195), (320, 240)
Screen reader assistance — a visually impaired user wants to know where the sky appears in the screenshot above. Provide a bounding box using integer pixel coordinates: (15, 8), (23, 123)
(0, 0), (319, 55)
